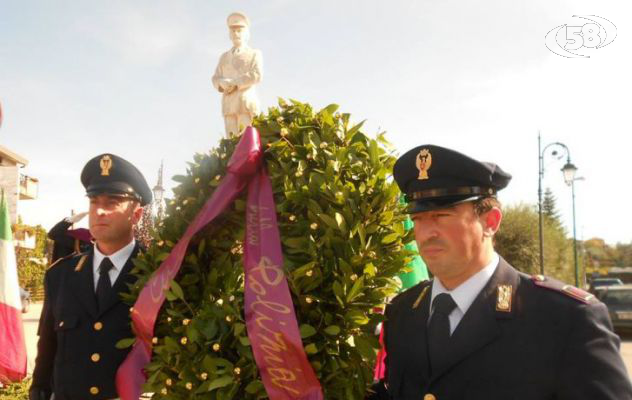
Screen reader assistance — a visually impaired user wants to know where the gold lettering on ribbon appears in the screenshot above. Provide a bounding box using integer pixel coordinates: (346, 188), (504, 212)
(251, 297), (292, 366)
(268, 368), (300, 395)
(258, 332), (287, 364)
(147, 257), (181, 304)
(254, 310), (279, 337)
(247, 205), (274, 246)
(247, 205), (260, 246)
(149, 272), (171, 303)
(248, 255), (302, 393)
(260, 216), (273, 230)
(252, 296), (291, 314)
(252, 256), (284, 286)
(249, 276), (266, 296)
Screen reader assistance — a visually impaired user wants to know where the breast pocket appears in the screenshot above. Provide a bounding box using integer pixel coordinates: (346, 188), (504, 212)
(54, 315), (79, 361)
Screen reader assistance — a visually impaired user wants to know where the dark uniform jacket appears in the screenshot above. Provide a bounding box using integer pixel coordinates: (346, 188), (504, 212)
(32, 246), (139, 400)
(382, 257), (632, 400)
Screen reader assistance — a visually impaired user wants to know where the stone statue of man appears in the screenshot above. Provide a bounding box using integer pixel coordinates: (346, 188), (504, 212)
(212, 12), (263, 137)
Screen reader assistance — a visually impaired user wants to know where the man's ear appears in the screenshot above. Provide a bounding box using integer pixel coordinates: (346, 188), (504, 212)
(482, 207), (502, 237)
(132, 203), (144, 224)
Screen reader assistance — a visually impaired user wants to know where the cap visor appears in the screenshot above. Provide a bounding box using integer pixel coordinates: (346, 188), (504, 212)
(407, 195), (483, 214)
(86, 182), (140, 200)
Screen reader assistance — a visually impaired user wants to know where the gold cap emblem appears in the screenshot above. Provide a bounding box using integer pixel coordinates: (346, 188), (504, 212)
(100, 155), (112, 176)
(416, 149), (432, 180)
(496, 284), (512, 312)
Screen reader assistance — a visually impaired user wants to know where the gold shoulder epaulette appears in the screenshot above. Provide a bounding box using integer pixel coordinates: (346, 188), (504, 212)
(74, 254), (89, 272)
(412, 280), (432, 309)
(48, 251), (82, 269)
(531, 274), (597, 304)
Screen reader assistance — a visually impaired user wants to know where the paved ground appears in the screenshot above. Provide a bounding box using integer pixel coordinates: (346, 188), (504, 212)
(20, 302), (632, 377)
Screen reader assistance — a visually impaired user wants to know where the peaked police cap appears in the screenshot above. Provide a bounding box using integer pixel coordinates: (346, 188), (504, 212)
(81, 153), (152, 206)
(393, 145), (511, 213)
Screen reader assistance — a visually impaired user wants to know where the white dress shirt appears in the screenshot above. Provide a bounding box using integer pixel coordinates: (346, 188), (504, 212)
(92, 239), (136, 291)
(430, 252), (500, 335)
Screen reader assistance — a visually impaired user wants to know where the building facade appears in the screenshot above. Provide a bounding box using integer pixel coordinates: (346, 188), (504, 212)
(0, 144), (39, 226)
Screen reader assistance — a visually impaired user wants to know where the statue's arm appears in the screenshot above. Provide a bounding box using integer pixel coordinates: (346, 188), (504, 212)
(233, 50), (263, 90)
(212, 54), (229, 93)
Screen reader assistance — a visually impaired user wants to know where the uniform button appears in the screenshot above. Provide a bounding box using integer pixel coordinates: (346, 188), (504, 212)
(58, 321), (64, 328)
(93, 322), (103, 331)
(424, 394), (436, 400)
(91, 353), (101, 362)
(89, 386), (99, 395)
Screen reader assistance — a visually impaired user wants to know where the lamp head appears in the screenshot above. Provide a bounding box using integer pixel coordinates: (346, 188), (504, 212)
(561, 162), (578, 186)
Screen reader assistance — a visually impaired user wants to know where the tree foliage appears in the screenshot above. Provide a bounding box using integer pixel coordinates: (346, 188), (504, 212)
(495, 203), (573, 283)
(615, 242), (632, 268)
(125, 100), (412, 399)
(583, 238), (628, 272)
(542, 187), (561, 223)
(12, 221), (48, 291)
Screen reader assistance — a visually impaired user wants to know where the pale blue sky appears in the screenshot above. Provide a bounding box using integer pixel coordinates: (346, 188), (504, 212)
(1, 0), (630, 244)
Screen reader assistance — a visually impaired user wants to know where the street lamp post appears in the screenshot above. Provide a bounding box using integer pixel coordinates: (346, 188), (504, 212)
(538, 133), (580, 286)
(152, 161), (165, 222)
(561, 161), (580, 288)
(538, 135), (544, 275)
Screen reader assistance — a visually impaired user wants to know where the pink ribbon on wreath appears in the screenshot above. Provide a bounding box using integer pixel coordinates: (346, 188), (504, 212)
(116, 127), (323, 400)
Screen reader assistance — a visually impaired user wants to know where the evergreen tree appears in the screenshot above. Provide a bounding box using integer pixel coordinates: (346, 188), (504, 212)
(542, 187), (561, 223)
(124, 100), (412, 399)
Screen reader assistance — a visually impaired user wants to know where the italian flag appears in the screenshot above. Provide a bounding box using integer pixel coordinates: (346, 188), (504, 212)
(0, 193), (26, 383)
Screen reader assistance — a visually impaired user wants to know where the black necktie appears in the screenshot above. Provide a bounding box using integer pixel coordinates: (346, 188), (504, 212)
(428, 293), (457, 374)
(96, 258), (114, 312)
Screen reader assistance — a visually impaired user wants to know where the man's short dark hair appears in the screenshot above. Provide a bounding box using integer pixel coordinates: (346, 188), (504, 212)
(473, 196), (501, 216)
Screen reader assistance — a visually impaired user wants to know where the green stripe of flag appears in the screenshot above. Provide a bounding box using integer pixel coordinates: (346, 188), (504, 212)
(0, 192), (13, 241)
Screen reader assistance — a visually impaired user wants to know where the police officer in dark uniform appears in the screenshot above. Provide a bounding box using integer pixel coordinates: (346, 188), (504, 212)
(376, 145), (632, 399)
(30, 154), (152, 400)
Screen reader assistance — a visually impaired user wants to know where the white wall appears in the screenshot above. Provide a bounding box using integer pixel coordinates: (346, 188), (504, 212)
(0, 166), (20, 224)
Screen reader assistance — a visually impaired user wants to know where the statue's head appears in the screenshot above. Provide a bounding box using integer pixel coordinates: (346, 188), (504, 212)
(227, 12), (250, 47)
